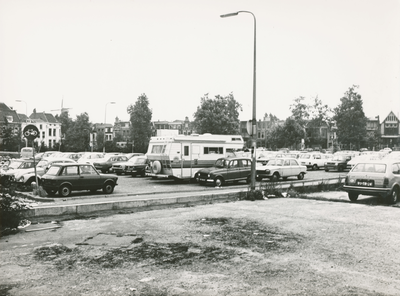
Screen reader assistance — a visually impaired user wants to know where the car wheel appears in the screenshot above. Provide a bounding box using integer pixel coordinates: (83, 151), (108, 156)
(59, 185), (71, 197)
(338, 166), (344, 172)
(214, 177), (224, 187)
(324, 168), (329, 172)
(297, 173), (304, 180)
(270, 173), (280, 182)
(131, 173), (137, 177)
(387, 187), (399, 204)
(140, 170), (146, 177)
(312, 164), (318, 171)
(45, 189), (56, 196)
(348, 192), (359, 202)
(103, 182), (115, 194)
(116, 172), (121, 175)
(256, 176), (263, 181)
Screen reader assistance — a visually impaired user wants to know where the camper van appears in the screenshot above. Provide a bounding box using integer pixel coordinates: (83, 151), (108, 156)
(146, 134), (244, 180)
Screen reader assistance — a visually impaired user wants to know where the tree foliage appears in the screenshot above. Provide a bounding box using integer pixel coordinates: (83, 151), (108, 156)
(333, 86), (367, 149)
(193, 93), (242, 135)
(0, 122), (23, 151)
(289, 96), (309, 128)
(63, 113), (92, 152)
(266, 118), (305, 149)
(127, 94), (152, 153)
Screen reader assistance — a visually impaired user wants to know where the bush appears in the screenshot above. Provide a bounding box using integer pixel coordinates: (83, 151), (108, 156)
(0, 190), (32, 233)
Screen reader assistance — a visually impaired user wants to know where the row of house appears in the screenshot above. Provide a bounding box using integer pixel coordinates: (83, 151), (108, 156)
(1, 101), (399, 152)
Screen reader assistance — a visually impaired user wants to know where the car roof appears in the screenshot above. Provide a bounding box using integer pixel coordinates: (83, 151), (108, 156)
(51, 163), (91, 167)
(218, 157), (252, 161)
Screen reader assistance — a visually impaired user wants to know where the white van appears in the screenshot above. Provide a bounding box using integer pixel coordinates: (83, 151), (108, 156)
(20, 147), (34, 158)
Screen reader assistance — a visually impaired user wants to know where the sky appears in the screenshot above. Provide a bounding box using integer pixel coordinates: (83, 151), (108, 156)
(1, 0), (399, 125)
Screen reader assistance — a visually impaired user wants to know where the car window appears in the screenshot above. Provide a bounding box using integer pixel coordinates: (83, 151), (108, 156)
(276, 159), (283, 166)
(284, 160), (290, 166)
(80, 165), (97, 175)
(392, 163), (400, 175)
(229, 160), (239, 168)
(290, 159), (298, 166)
(62, 166), (79, 176)
(242, 159), (250, 167)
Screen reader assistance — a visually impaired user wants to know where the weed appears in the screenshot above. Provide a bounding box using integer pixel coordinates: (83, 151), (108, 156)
(0, 189), (32, 233)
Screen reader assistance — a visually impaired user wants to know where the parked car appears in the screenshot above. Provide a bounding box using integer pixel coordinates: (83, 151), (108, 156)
(59, 152), (84, 161)
(343, 159), (400, 204)
(197, 157), (252, 187)
(93, 155), (129, 173)
(77, 152), (105, 164)
(111, 155), (148, 176)
(14, 158), (76, 187)
(40, 163), (118, 197)
(298, 153), (330, 170)
(324, 154), (352, 172)
(0, 158), (37, 187)
(125, 153), (145, 160)
(256, 158), (307, 181)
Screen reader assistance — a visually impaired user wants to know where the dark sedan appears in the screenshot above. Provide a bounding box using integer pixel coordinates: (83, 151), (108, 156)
(41, 163), (118, 197)
(93, 155), (128, 173)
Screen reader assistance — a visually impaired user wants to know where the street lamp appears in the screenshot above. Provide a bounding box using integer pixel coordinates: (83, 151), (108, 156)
(221, 10), (257, 191)
(103, 102), (116, 153)
(15, 100), (28, 117)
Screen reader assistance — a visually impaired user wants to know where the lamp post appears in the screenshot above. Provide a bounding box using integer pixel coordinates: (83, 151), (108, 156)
(221, 11), (257, 191)
(103, 102), (116, 153)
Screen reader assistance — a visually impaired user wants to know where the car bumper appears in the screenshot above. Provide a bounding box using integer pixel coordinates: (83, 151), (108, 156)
(343, 185), (391, 197)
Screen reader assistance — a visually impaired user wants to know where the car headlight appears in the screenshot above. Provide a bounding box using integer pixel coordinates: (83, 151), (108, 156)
(348, 177), (356, 185)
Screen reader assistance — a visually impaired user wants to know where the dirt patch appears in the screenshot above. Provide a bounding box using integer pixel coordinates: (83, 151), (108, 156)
(1, 199), (399, 296)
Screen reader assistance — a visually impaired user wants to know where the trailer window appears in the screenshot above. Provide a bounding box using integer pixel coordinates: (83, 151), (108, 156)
(151, 145), (166, 154)
(184, 146), (189, 156)
(204, 147), (223, 154)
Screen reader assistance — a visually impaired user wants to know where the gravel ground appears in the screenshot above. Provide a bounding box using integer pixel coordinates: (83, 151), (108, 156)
(0, 196), (399, 296)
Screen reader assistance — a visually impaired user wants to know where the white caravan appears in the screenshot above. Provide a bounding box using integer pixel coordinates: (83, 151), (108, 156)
(146, 133), (244, 180)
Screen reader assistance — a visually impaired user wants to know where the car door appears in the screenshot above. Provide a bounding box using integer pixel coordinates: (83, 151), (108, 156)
(227, 160), (241, 181)
(61, 165), (81, 189)
(282, 159), (292, 177)
(290, 159), (301, 175)
(79, 164), (102, 190)
(240, 159), (252, 179)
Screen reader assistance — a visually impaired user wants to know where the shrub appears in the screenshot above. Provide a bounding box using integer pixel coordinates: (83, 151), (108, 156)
(0, 190), (32, 233)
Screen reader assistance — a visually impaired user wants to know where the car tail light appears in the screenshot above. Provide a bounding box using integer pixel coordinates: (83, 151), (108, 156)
(383, 178), (389, 188)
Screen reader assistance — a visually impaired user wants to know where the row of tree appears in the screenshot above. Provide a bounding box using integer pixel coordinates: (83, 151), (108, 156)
(1, 86), (378, 153)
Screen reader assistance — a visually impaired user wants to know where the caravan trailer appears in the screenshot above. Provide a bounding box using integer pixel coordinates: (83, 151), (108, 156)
(146, 134), (244, 180)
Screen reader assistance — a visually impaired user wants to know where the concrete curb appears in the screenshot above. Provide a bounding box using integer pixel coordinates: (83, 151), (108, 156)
(22, 177), (346, 222)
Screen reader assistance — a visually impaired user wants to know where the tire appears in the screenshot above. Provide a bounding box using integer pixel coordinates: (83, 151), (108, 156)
(103, 182), (115, 194)
(152, 161), (162, 174)
(325, 168), (329, 172)
(116, 172), (122, 175)
(297, 173), (305, 180)
(270, 173), (280, 182)
(214, 177), (224, 187)
(140, 170), (146, 177)
(338, 166), (344, 172)
(348, 192), (359, 202)
(131, 173), (137, 177)
(256, 176), (263, 182)
(387, 187), (399, 204)
(312, 164), (318, 171)
(59, 185), (72, 197)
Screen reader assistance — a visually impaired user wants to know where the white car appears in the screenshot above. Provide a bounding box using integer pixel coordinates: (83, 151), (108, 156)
(298, 153), (332, 170)
(14, 158), (76, 187)
(77, 152), (105, 164)
(256, 158), (307, 181)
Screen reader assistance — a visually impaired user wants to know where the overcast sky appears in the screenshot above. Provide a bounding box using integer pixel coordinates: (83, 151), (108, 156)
(1, 0), (399, 125)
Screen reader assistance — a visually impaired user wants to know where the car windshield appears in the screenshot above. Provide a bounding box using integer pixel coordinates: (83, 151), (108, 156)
(46, 166), (61, 175)
(214, 159), (227, 168)
(299, 154), (311, 159)
(332, 155), (344, 161)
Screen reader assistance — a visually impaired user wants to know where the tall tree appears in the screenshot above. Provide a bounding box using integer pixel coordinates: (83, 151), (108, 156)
(127, 94), (152, 153)
(333, 86), (367, 150)
(193, 93), (242, 134)
(289, 96), (310, 128)
(307, 96), (334, 148)
(63, 113), (92, 152)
